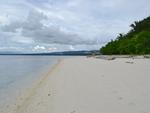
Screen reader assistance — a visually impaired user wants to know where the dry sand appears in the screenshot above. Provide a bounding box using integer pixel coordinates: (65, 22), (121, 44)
(9, 57), (150, 113)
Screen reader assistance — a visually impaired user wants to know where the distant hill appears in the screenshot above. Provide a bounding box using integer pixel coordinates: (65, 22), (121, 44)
(0, 50), (100, 56)
(100, 16), (150, 55)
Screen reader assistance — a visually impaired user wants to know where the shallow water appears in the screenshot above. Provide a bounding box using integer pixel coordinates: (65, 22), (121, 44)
(0, 55), (60, 110)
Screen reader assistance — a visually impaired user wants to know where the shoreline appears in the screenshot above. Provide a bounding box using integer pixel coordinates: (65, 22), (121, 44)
(14, 58), (63, 113)
(89, 55), (150, 60)
(4, 56), (150, 113)
(1, 58), (63, 113)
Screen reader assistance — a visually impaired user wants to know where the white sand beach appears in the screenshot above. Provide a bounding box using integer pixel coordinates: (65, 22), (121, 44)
(8, 57), (150, 113)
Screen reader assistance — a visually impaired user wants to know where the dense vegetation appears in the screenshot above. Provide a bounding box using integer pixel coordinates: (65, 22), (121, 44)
(100, 16), (150, 55)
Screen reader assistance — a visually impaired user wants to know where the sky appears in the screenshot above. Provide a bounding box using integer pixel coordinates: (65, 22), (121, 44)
(0, 0), (150, 53)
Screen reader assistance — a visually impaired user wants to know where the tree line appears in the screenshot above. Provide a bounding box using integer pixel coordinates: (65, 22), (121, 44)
(100, 16), (150, 55)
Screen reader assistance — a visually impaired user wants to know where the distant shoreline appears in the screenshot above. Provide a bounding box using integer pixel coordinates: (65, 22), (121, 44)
(0, 50), (99, 56)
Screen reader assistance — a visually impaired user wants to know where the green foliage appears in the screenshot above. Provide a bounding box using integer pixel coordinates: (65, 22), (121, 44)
(100, 16), (150, 55)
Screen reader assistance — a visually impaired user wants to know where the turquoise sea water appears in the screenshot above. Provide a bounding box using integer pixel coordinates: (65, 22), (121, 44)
(0, 55), (59, 111)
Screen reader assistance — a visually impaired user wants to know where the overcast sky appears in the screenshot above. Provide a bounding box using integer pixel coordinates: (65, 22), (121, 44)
(0, 0), (150, 53)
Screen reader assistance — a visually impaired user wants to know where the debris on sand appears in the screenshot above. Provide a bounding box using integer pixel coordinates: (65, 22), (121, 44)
(125, 61), (134, 64)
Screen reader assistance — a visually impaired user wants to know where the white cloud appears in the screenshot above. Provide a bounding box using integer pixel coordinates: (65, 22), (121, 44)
(33, 45), (46, 51)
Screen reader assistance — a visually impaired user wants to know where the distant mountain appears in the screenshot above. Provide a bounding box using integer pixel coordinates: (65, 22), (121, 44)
(100, 16), (150, 55)
(0, 50), (100, 56)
